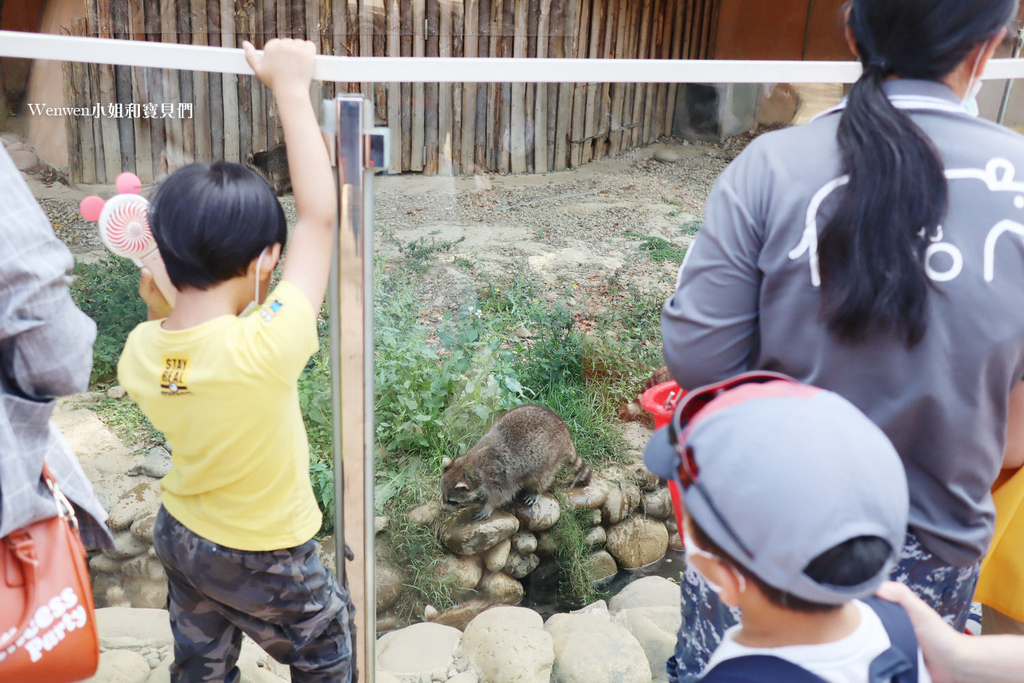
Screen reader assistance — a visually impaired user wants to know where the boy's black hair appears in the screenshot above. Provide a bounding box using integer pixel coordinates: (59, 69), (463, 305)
(690, 518), (892, 614)
(149, 162), (288, 290)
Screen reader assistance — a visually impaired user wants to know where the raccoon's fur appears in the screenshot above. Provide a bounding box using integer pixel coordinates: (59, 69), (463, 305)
(247, 143), (291, 196)
(441, 403), (593, 521)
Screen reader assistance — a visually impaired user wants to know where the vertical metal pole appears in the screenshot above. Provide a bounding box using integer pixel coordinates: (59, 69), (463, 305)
(329, 93), (375, 681)
(998, 26), (1024, 125)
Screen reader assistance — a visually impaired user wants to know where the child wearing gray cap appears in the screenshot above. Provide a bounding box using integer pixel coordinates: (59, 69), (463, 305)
(644, 372), (930, 682)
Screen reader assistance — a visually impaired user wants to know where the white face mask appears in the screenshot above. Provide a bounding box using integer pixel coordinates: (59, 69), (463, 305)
(962, 39), (991, 117)
(240, 246), (269, 317)
(684, 528), (746, 595)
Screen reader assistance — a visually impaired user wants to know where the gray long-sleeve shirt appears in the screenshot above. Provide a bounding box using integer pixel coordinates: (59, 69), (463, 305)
(0, 145), (113, 549)
(663, 79), (1024, 568)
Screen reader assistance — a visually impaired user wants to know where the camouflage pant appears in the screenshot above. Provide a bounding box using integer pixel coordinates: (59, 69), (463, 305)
(665, 530), (981, 683)
(153, 506), (355, 683)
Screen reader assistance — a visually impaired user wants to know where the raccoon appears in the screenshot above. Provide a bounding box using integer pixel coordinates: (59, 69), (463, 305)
(246, 143), (291, 196)
(441, 403), (593, 521)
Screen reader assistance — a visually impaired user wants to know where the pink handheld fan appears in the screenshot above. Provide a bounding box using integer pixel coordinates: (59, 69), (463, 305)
(79, 173), (177, 307)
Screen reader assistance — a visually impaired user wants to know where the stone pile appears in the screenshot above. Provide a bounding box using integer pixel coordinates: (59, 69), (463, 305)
(376, 463), (681, 632)
(376, 576), (683, 683)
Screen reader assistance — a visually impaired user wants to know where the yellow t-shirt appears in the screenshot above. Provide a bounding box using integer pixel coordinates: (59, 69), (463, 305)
(117, 281), (322, 551)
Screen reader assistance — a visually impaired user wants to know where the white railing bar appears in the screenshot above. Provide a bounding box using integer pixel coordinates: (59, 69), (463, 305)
(3, 30), (1024, 83)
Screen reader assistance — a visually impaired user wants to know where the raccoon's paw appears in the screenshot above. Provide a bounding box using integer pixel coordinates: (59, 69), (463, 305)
(472, 506), (494, 521)
(521, 491), (540, 507)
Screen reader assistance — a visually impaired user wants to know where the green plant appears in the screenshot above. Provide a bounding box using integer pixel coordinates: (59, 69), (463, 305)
(680, 220), (702, 236)
(68, 258), (149, 385)
(624, 232), (686, 263)
(397, 236), (466, 275)
(551, 500), (602, 606)
(88, 397), (164, 452)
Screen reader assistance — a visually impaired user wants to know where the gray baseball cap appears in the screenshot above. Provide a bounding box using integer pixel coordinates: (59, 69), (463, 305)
(643, 371), (908, 606)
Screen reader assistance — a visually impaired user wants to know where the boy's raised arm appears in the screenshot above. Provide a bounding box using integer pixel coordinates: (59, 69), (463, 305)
(244, 39), (337, 311)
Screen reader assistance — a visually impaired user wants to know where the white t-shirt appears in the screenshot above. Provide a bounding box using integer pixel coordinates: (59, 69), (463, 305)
(701, 600), (932, 683)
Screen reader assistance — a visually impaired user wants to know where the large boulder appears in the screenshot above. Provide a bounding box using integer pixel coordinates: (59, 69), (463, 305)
(376, 562), (405, 611)
(95, 608), (173, 651)
(376, 622), (462, 678)
(441, 510), (520, 555)
(426, 599), (496, 631)
(606, 517), (669, 569)
(642, 488), (673, 519)
(588, 551), (618, 584)
(83, 650), (150, 683)
(601, 480), (642, 525)
(483, 538), (512, 572)
(545, 611), (652, 683)
(515, 494), (561, 532)
(438, 554), (484, 591)
(613, 606), (682, 683)
(609, 576), (681, 613)
(504, 551), (541, 579)
(461, 606), (554, 683)
(564, 478), (610, 510)
(106, 480), (163, 532)
(512, 531), (538, 554)
(479, 572), (525, 605)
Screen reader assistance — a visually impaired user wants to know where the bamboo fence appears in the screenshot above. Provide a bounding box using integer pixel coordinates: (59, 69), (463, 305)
(62, 0), (718, 183)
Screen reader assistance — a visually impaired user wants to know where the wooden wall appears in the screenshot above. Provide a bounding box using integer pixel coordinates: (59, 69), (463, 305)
(63, 0), (718, 183)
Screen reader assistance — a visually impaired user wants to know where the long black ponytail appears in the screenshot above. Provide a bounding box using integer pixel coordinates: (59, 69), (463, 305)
(819, 0), (1016, 347)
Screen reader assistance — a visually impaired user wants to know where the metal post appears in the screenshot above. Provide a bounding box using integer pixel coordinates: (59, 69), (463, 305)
(328, 94), (376, 681)
(997, 25), (1024, 125)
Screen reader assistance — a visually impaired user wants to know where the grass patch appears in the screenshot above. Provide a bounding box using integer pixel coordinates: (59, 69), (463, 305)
(69, 258), (148, 386)
(624, 232), (687, 263)
(551, 501), (602, 607)
(87, 397), (164, 452)
(397, 235), (466, 275)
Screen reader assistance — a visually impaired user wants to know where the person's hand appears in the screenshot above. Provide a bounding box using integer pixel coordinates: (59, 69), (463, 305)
(876, 581), (964, 683)
(243, 38), (315, 95)
(139, 267), (172, 320)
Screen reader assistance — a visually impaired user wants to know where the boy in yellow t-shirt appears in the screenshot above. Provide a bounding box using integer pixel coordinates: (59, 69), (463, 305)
(117, 39), (352, 682)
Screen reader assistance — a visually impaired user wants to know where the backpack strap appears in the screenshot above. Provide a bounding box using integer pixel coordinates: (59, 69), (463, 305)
(863, 596), (920, 683)
(700, 655), (828, 683)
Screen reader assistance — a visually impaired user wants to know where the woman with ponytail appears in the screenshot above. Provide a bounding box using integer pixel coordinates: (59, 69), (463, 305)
(660, 1), (1024, 680)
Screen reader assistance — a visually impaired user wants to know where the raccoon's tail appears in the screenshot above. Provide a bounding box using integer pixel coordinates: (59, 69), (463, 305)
(568, 453), (593, 488)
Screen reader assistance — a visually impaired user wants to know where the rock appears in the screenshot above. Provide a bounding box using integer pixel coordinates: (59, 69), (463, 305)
(104, 530), (150, 561)
(512, 531), (538, 555)
(613, 606), (683, 682)
(376, 612), (406, 633)
(89, 553), (123, 574)
(461, 606), (554, 683)
(482, 537), (512, 572)
(564, 478), (609, 510)
(426, 599), (496, 631)
(440, 509), (519, 556)
(642, 489), (673, 519)
(377, 562), (405, 611)
(9, 149), (40, 172)
(504, 551), (540, 579)
(130, 511), (158, 544)
(515, 327), (533, 339)
(1, 134), (21, 148)
(630, 464), (663, 492)
(601, 480), (641, 525)
(121, 552), (165, 581)
(437, 554), (483, 591)
(107, 481), (163, 532)
(106, 385), (128, 399)
(514, 494), (560, 532)
(123, 576), (168, 609)
(96, 608), (173, 650)
(448, 673), (479, 683)
(545, 612), (652, 683)
(375, 515), (389, 533)
(535, 531), (555, 555)
(653, 149), (682, 163)
(83, 649), (151, 683)
(376, 622), (462, 677)
(584, 526), (606, 548)
(609, 576), (682, 612)
(759, 83), (802, 126)
(479, 572), (525, 605)
(584, 509), (602, 526)
(408, 500), (443, 526)
(587, 551), (618, 584)
(375, 671), (401, 683)
(669, 532), (684, 551)
(573, 600), (610, 617)
(606, 517), (669, 569)
(127, 447), (173, 479)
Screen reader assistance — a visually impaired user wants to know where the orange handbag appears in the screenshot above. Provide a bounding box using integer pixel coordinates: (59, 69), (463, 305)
(0, 464), (100, 682)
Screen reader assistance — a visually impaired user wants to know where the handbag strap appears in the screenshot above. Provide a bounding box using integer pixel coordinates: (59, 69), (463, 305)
(0, 465), (79, 651)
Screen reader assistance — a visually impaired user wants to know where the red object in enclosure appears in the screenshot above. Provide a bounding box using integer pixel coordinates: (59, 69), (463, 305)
(640, 380), (687, 543)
